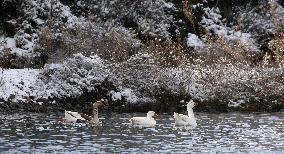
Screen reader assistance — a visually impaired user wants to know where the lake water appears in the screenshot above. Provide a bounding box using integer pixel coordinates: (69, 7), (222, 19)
(0, 112), (283, 153)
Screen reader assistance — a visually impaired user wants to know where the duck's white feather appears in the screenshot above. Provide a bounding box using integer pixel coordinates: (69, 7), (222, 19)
(174, 112), (196, 127)
(130, 111), (156, 126)
(130, 117), (156, 126)
(64, 110), (85, 123)
(173, 100), (197, 127)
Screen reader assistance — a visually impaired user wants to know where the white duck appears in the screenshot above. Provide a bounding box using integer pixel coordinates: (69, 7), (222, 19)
(173, 100), (198, 127)
(64, 110), (85, 123)
(130, 111), (157, 126)
(63, 100), (105, 124)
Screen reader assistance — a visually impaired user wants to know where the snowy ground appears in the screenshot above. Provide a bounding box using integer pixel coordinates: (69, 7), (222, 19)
(0, 60), (283, 112)
(0, 54), (111, 103)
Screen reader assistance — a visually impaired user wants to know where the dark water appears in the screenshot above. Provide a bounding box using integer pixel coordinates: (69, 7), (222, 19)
(0, 112), (283, 153)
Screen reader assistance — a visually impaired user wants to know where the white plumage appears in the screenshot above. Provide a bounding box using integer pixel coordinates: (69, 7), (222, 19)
(173, 100), (197, 127)
(130, 111), (157, 126)
(64, 110), (85, 123)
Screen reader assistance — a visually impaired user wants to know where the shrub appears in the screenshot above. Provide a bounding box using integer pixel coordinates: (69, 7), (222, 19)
(36, 26), (93, 63)
(145, 39), (188, 67)
(268, 32), (284, 66)
(0, 48), (13, 68)
(93, 27), (140, 63)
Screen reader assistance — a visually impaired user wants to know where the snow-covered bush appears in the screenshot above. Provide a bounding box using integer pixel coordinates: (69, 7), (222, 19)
(200, 7), (259, 53)
(110, 88), (139, 104)
(234, 0), (284, 43)
(36, 53), (111, 98)
(70, 0), (176, 40)
(36, 25), (93, 63)
(1, 0), (284, 111)
(111, 52), (161, 102)
(110, 48), (284, 107)
(92, 25), (142, 62)
(203, 58), (278, 101)
(0, 0), (88, 68)
(36, 22), (141, 63)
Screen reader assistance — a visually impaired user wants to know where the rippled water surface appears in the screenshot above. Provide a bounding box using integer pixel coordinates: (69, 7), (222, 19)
(0, 112), (283, 153)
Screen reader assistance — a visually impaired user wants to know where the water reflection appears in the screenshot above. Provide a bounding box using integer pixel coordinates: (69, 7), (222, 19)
(173, 126), (196, 131)
(0, 112), (283, 153)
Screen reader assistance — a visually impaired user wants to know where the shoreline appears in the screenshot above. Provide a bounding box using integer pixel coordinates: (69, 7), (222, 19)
(0, 98), (283, 113)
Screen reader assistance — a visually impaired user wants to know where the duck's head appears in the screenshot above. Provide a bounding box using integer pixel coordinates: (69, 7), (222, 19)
(187, 100), (198, 109)
(147, 111), (158, 118)
(93, 99), (105, 109)
(173, 112), (179, 118)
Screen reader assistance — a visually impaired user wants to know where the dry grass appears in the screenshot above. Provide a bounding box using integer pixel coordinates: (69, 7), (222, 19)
(266, 0), (284, 67)
(60, 26), (93, 56)
(36, 27), (55, 57)
(0, 48), (13, 68)
(268, 32), (284, 65)
(269, 0), (283, 34)
(190, 32), (260, 67)
(36, 25), (139, 63)
(145, 39), (188, 67)
(36, 26), (94, 63)
(35, 27), (92, 63)
(94, 28), (135, 63)
(182, 0), (197, 34)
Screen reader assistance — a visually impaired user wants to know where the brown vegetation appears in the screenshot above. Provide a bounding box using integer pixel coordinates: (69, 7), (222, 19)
(36, 26), (93, 63)
(145, 39), (187, 67)
(268, 32), (284, 66)
(94, 28), (137, 63)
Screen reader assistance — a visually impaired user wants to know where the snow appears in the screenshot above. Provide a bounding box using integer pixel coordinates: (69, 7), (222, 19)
(163, 1), (174, 8)
(235, 0), (284, 41)
(0, 53), (156, 104)
(35, 18), (44, 25)
(200, 7), (259, 52)
(37, 102), (43, 105)
(35, 53), (111, 98)
(0, 54), (111, 102)
(0, 0), (283, 109)
(186, 33), (206, 50)
(111, 91), (122, 101)
(0, 0), (89, 58)
(228, 99), (246, 108)
(0, 51), (283, 107)
(0, 37), (33, 56)
(0, 69), (40, 102)
(5, 38), (16, 49)
(111, 88), (138, 103)
(0, 34), (35, 57)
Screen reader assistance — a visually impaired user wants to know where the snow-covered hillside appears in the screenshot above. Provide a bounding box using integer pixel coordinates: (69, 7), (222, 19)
(0, 0), (283, 112)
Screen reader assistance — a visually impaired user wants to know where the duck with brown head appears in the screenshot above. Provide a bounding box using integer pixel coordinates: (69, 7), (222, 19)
(90, 99), (105, 124)
(63, 99), (105, 124)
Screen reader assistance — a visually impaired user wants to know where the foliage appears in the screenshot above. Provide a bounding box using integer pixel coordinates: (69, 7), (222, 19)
(268, 32), (284, 66)
(0, 0), (284, 110)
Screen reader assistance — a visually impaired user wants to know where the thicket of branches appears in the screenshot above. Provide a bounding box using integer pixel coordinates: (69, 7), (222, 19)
(0, 0), (284, 107)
